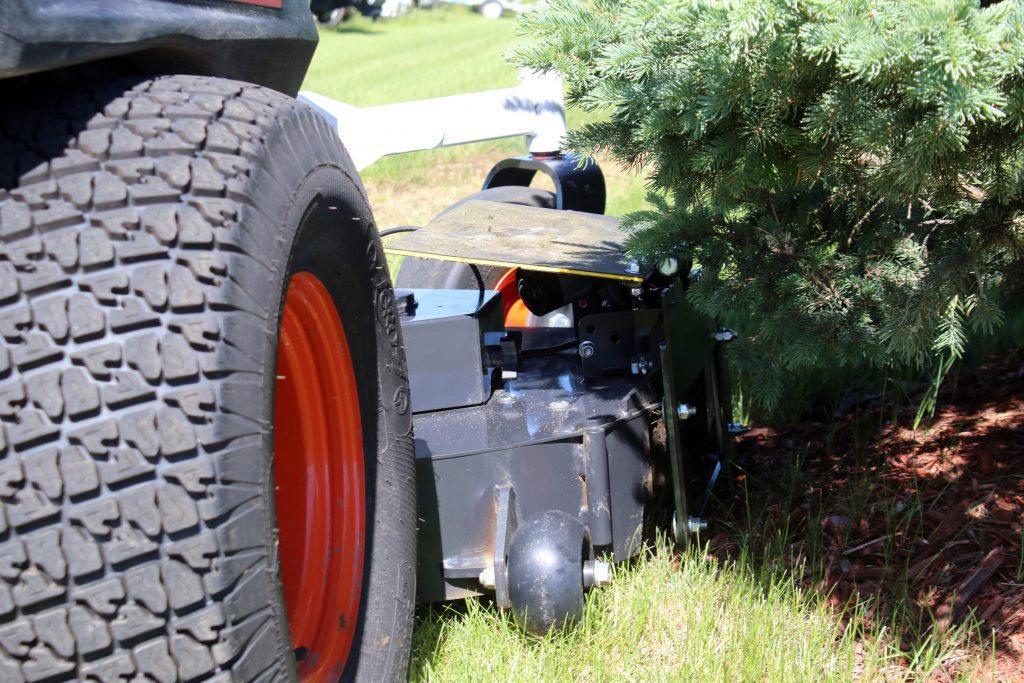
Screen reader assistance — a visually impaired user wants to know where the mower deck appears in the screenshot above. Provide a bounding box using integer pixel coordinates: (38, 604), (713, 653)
(411, 326), (660, 603)
(384, 199), (644, 282)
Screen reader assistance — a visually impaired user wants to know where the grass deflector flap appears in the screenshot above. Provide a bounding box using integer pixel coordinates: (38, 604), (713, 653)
(384, 199), (643, 282)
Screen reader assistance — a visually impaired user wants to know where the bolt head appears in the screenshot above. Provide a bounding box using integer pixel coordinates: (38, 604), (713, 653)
(478, 565), (496, 590)
(578, 341), (597, 358)
(676, 403), (697, 420)
(686, 517), (708, 535)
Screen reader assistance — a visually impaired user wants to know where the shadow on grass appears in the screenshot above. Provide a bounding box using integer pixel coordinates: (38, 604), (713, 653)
(329, 23), (384, 35)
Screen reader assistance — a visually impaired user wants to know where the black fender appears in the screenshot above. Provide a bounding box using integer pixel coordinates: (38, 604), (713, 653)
(0, 0), (317, 95)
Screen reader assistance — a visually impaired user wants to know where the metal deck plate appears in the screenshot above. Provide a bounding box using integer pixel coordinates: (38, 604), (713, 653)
(383, 199), (643, 282)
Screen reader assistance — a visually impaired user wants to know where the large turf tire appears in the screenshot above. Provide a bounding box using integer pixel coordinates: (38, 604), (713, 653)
(0, 70), (415, 682)
(394, 186), (554, 290)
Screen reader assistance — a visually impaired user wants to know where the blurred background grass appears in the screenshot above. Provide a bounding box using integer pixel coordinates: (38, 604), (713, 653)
(301, 6), (649, 231)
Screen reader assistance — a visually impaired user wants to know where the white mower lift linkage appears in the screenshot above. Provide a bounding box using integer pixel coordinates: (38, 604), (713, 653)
(298, 69), (567, 170)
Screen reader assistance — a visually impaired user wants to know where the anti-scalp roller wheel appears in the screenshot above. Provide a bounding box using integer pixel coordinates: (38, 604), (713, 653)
(506, 510), (586, 635)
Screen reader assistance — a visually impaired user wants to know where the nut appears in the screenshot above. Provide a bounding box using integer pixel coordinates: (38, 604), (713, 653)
(711, 328), (737, 342)
(687, 517), (708, 535)
(588, 560), (612, 588)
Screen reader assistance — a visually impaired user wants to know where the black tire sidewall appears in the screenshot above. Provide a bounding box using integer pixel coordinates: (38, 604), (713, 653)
(251, 115), (415, 682)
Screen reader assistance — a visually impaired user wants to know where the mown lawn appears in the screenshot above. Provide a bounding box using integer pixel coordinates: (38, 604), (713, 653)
(301, 6), (647, 230)
(302, 9), (993, 682)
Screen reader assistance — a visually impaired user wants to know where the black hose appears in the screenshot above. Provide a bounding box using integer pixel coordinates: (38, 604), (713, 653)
(469, 263), (485, 307)
(379, 225), (486, 306)
(521, 338), (580, 358)
(378, 226), (419, 238)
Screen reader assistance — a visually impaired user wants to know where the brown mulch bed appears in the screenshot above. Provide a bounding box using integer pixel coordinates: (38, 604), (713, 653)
(715, 348), (1024, 679)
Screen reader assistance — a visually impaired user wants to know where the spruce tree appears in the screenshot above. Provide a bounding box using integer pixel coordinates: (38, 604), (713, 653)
(512, 0), (1024, 408)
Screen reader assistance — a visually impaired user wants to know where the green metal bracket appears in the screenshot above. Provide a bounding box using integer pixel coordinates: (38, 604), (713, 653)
(660, 279), (734, 544)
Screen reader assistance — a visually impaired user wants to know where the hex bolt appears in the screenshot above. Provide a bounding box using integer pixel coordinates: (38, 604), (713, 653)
(549, 312), (572, 328)
(676, 403), (697, 420)
(630, 287), (643, 298)
(687, 517), (708, 535)
(583, 560), (613, 588)
(578, 341), (597, 358)
(478, 565), (496, 590)
(711, 328), (737, 342)
(630, 355), (652, 375)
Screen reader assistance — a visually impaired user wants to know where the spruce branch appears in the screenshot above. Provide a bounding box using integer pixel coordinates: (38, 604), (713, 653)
(516, 0), (1024, 408)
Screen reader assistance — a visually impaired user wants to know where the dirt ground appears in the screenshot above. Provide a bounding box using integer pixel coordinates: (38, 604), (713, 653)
(718, 348), (1024, 680)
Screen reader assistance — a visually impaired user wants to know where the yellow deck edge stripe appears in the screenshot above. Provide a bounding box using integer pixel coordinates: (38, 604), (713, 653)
(384, 248), (644, 283)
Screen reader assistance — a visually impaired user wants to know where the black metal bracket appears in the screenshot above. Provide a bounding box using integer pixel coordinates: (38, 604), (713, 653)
(492, 485), (519, 608)
(482, 154), (606, 215)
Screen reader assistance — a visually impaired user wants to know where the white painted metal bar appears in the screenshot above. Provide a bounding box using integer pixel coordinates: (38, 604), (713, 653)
(298, 69), (566, 171)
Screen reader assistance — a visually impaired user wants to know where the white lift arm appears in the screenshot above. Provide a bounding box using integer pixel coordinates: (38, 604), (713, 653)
(298, 69), (567, 171)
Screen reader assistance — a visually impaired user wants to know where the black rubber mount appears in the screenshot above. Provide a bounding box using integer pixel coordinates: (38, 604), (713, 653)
(506, 510), (586, 635)
(482, 154), (606, 215)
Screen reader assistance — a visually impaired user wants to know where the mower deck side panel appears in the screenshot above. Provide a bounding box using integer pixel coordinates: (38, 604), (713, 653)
(384, 200), (644, 283)
(0, 0), (317, 94)
(412, 352), (658, 602)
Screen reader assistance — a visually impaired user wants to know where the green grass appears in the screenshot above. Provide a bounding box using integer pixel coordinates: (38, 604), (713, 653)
(305, 8), (520, 106)
(411, 539), (985, 683)
(410, 543), (874, 682)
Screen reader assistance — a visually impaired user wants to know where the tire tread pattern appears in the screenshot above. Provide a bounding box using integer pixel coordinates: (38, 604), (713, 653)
(0, 70), (356, 682)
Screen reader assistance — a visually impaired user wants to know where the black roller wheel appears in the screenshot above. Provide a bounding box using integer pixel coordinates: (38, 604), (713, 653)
(0, 69), (415, 682)
(506, 510), (586, 635)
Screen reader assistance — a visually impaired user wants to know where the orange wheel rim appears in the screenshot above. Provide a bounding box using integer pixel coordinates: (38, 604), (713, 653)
(493, 267), (531, 327)
(274, 272), (365, 682)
